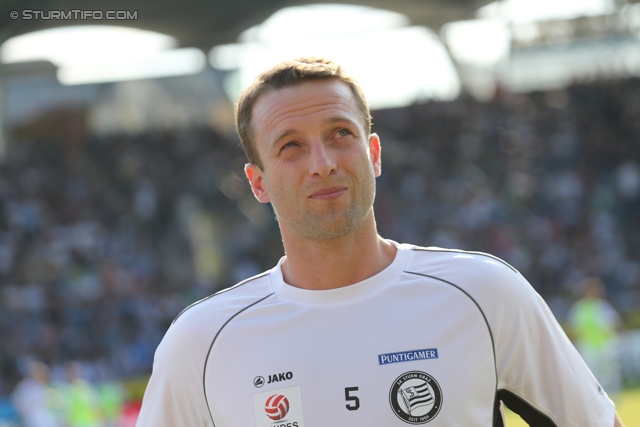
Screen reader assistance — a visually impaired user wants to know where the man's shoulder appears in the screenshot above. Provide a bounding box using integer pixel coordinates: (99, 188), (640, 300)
(172, 270), (275, 328)
(406, 245), (520, 275)
(148, 270), (276, 374)
(401, 244), (528, 298)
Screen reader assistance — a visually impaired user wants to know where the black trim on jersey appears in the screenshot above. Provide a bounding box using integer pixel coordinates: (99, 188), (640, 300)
(171, 271), (271, 324)
(167, 271), (273, 426)
(412, 247), (520, 274)
(493, 396), (505, 427)
(405, 268), (558, 426)
(202, 291), (275, 427)
(405, 271), (500, 426)
(497, 389), (558, 427)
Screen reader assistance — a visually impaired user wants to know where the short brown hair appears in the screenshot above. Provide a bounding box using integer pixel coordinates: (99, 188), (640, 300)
(235, 57), (371, 169)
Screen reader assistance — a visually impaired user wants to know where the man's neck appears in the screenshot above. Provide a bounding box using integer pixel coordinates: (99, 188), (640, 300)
(279, 215), (397, 290)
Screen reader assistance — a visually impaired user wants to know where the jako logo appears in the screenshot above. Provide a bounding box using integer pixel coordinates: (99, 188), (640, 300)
(268, 372), (293, 384)
(265, 394), (290, 421)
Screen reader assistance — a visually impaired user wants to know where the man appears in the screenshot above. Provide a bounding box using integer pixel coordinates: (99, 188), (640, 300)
(568, 277), (624, 398)
(59, 362), (105, 427)
(11, 361), (62, 427)
(137, 58), (624, 426)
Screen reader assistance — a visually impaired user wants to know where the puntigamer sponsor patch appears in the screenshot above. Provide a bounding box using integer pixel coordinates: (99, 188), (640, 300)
(378, 348), (439, 365)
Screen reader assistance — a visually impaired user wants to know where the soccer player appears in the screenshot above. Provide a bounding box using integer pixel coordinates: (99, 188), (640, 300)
(137, 58), (625, 426)
(11, 361), (62, 427)
(568, 277), (624, 399)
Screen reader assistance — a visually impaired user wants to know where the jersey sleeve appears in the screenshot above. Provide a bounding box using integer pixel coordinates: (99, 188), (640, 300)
(477, 260), (616, 426)
(136, 311), (214, 427)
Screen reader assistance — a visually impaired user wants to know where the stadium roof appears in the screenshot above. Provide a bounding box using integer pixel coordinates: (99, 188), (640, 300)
(0, 0), (493, 49)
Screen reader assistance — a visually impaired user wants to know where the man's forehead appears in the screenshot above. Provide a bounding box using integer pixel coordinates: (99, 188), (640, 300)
(254, 80), (356, 115)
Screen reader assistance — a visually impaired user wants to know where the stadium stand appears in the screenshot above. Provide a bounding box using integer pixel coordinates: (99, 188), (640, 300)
(0, 76), (638, 423)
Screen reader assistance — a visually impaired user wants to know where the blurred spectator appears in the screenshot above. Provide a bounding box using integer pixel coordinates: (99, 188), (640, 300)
(567, 277), (624, 397)
(11, 360), (62, 427)
(58, 361), (104, 427)
(97, 380), (126, 427)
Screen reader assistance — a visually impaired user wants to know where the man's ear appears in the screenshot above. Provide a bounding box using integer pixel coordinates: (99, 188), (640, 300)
(245, 163), (271, 203)
(369, 133), (382, 177)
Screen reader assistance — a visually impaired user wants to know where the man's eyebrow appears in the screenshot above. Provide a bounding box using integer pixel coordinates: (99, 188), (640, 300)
(325, 116), (358, 126)
(272, 129), (298, 148)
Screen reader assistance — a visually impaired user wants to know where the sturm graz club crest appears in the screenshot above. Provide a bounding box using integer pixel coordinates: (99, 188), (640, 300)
(389, 371), (442, 424)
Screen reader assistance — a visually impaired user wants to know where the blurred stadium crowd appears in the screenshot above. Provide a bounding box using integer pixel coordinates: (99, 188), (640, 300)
(0, 76), (639, 424)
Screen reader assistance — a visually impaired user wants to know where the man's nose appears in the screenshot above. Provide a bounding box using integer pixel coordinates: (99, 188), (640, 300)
(308, 140), (337, 177)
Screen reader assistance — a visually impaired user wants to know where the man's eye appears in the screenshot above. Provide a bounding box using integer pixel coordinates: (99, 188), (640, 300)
(281, 141), (299, 150)
(337, 129), (352, 137)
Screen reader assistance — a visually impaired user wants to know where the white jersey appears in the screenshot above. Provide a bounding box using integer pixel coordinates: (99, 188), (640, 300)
(137, 243), (615, 427)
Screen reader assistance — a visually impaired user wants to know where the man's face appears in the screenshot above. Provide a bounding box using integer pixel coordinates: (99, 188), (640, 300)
(245, 79), (381, 241)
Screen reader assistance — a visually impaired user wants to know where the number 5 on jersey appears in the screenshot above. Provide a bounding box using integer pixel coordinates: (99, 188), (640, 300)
(345, 387), (360, 411)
